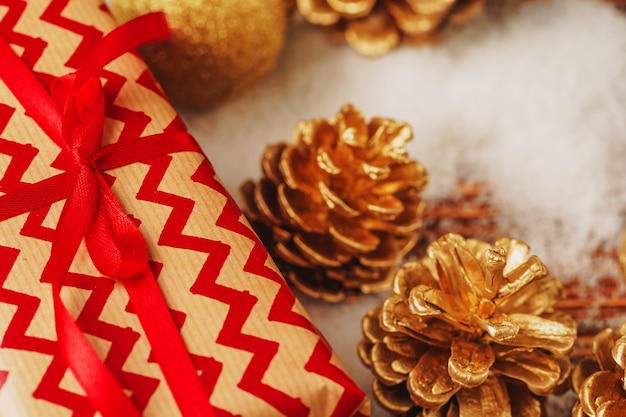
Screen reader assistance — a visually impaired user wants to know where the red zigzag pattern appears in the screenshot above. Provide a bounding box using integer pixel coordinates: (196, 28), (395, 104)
(0, 246), (55, 355)
(0, 0), (46, 67)
(0, 132), (39, 194)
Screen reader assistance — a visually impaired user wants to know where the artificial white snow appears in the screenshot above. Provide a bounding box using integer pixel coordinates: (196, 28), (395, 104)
(180, 1), (626, 414)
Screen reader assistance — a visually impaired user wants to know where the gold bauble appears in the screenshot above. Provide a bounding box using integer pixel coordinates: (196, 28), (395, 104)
(111, 0), (289, 107)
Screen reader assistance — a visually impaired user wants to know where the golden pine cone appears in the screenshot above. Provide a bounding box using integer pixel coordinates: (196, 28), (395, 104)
(571, 320), (626, 417)
(358, 233), (576, 416)
(295, 0), (487, 56)
(240, 104), (428, 302)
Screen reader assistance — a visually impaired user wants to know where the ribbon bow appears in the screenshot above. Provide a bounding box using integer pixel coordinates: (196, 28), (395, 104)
(0, 12), (215, 417)
(47, 67), (150, 282)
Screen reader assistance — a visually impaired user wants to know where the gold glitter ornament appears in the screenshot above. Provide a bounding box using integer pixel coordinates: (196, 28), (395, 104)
(110, 0), (289, 107)
(358, 233), (576, 416)
(571, 320), (626, 417)
(240, 104), (428, 302)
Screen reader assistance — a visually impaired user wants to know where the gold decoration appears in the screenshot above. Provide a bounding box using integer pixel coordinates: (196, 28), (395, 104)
(295, 0), (487, 56)
(110, 0), (289, 107)
(358, 233), (576, 416)
(571, 320), (626, 417)
(240, 104), (428, 302)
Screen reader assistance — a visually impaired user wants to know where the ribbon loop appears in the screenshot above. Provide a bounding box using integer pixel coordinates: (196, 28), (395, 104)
(52, 73), (105, 166)
(86, 174), (149, 280)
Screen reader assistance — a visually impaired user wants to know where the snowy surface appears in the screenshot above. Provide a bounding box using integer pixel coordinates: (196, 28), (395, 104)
(179, 1), (626, 414)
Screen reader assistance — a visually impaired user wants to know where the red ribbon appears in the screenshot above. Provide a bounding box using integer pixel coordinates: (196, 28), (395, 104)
(0, 12), (215, 417)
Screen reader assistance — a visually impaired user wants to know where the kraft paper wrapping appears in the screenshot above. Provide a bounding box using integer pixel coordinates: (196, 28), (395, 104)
(0, 1), (369, 415)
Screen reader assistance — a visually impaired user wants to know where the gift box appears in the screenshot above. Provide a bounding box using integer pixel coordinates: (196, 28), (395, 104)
(0, 1), (368, 415)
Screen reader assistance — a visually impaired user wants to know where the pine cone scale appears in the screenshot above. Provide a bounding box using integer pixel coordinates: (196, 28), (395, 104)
(389, 161), (428, 187)
(316, 146), (343, 175)
(508, 381), (542, 417)
(455, 376), (513, 417)
(279, 144), (318, 194)
(392, 356), (421, 375)
(592, 328), (620, 371)
(254, 179), (284, 225)
(492, 348), (562, 396)
(391, 201), (425, 233)
(261, 142), (286, 183)
(447, 0), (486, 25)
(496, 275), (562, 316)
(293, 233), (351, 266)
(372, 379), (416, 414)
(318, 181), (361, 216)
(384, 0), (444, 36)
(332, 105), (369, 143)
(344, 8), (401, 57)
(407, 348), (460, 408)
(278, 184), (328, 233)
(405, 0), (457, 15)
(372, 342), (411, 385)
(240, 180), (262, 221)
(327, 0), (376, 17)
(448, 337), (494, 388)
(362, 193), (405, 217)
(296, 0), (341, 24)
(275, 241), (313, 267)
(502, 313), (576, 352)
(329, 221), (381, 251)
(580, 370), (623, 415)
(612, 336), (626, 369)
